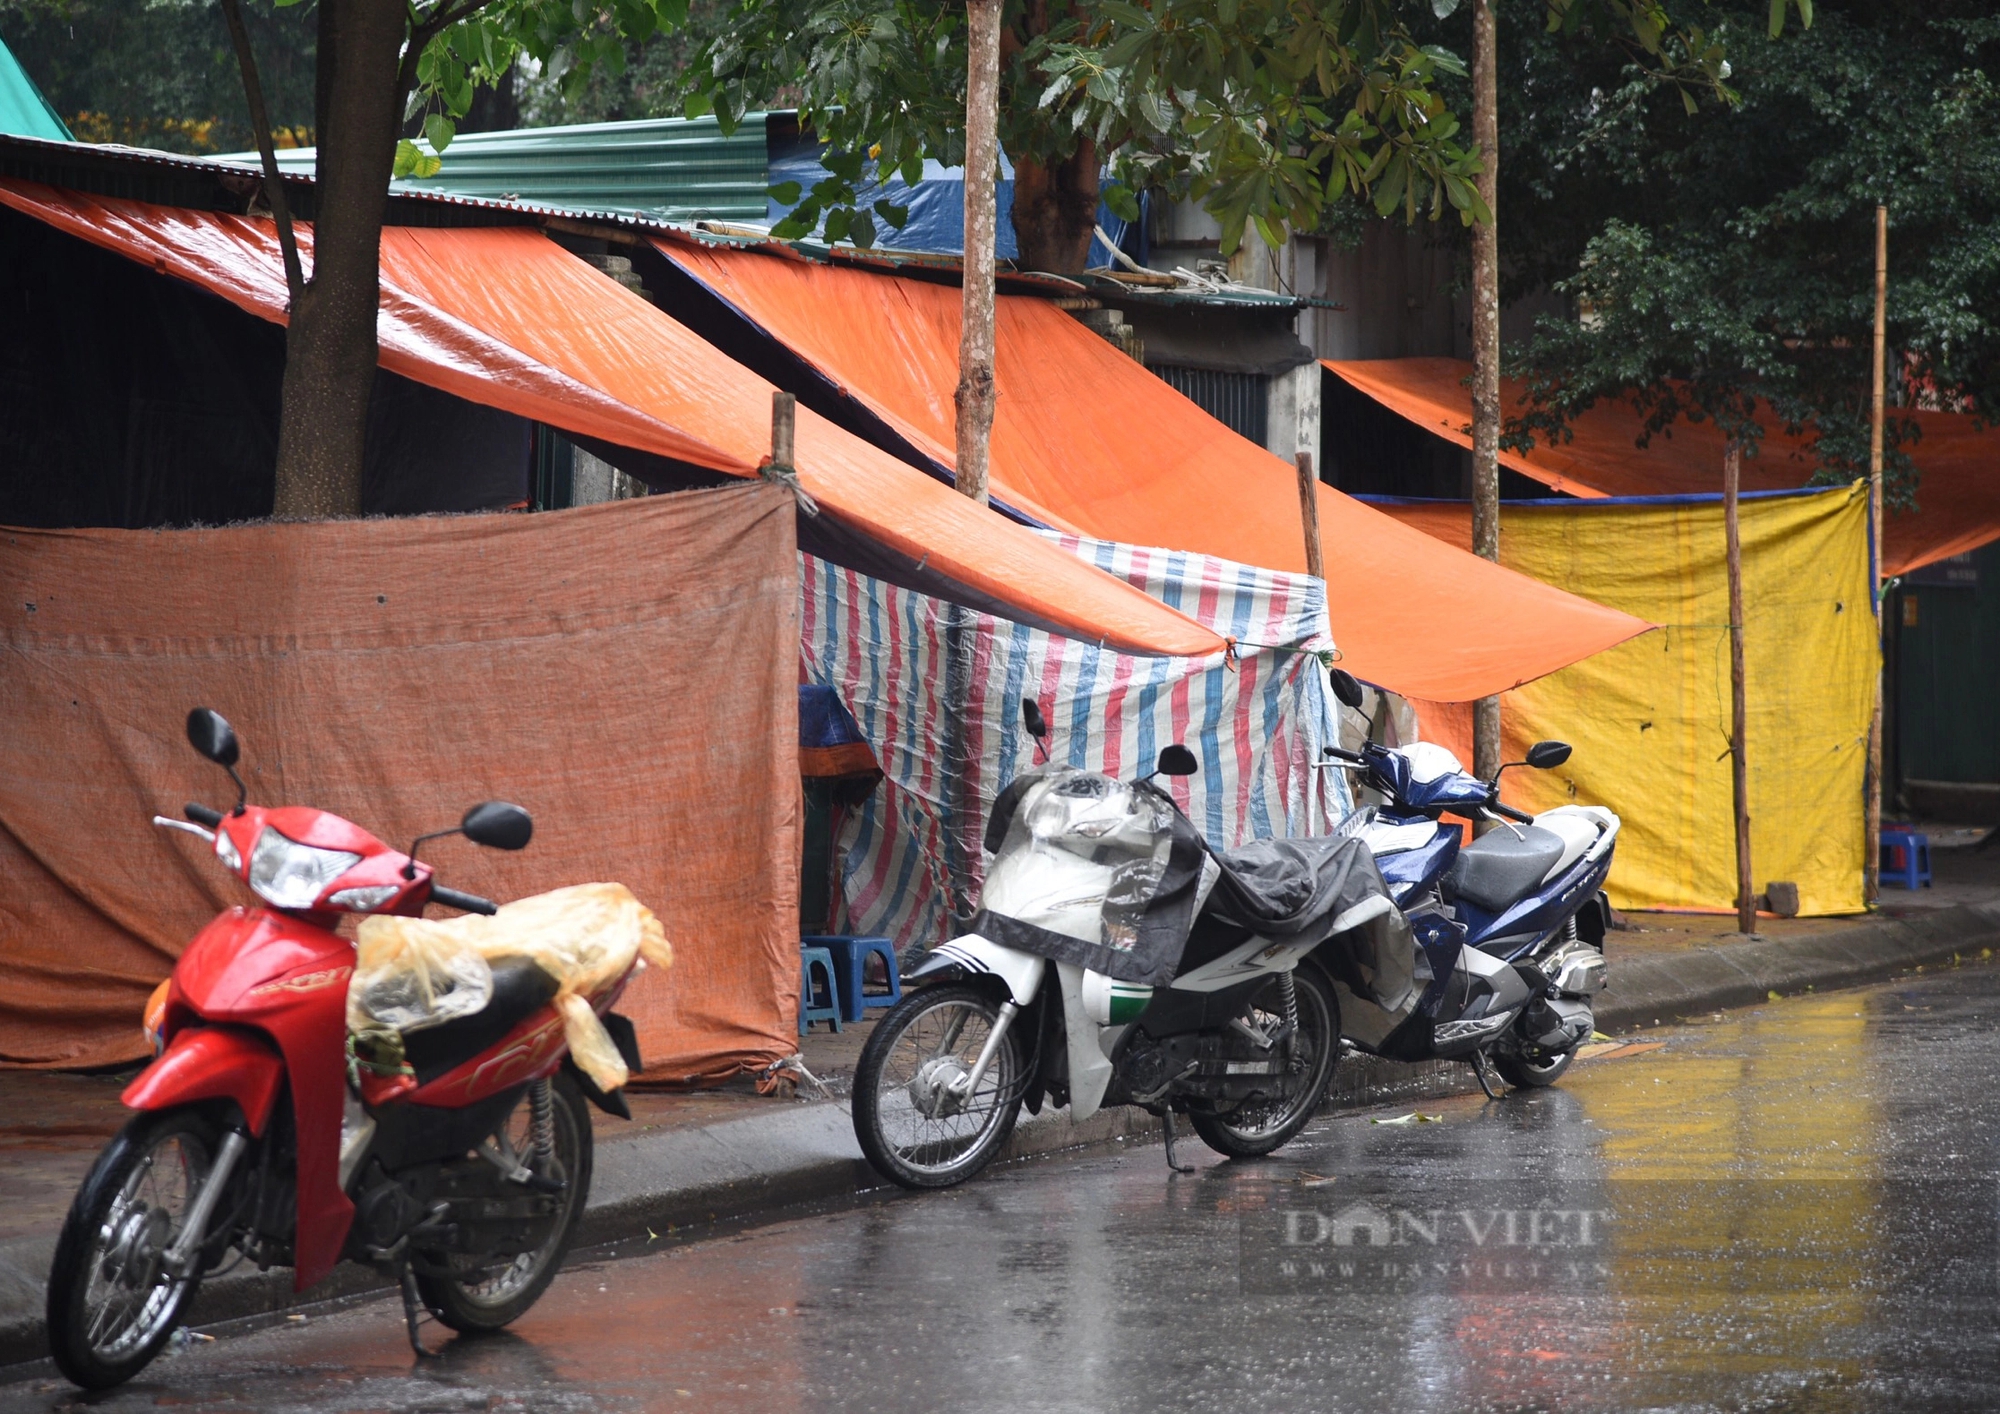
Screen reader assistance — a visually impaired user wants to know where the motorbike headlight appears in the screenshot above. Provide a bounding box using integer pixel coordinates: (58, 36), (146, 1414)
(328, 884), (399, 911)
(248, 828), (361, 909)
(214, 827), (242, 873)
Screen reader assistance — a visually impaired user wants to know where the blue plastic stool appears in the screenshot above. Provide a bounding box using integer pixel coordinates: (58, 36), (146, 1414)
(799, 945), (842, 1034)
(1880, 826), (1932, 890)
(803, 935), (903, 1024)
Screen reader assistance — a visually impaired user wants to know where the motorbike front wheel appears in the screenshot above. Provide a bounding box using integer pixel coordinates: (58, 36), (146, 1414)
(47, 1106), (225, 1390)
(1189, 963), (1341, 1159)
(415, 1072), (593, 1333)
(853, 982), (1025, 1190)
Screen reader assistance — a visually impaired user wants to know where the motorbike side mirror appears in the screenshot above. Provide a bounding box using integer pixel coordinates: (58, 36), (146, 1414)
(1156, 744), (1198, 777)
(462, 801), (534, 851)
(186, 707), (248, 815)
(186, 708), (239, 767)
(1328, 669), (1366, 711)
(1022, 698), (1048, 740)
(1525, 740), (1572, 770)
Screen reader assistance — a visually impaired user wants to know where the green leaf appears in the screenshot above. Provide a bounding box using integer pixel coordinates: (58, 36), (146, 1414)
(1431, 0), (1461, 16)
(872, 199), (909, 229)
(1103, 182), (1141, 223)
(768, 180), (804, 204)
(1768, 0), (1785, 38)
(393, 140), (442, 180)
(423, 113), (455, 156)
(823, 207), (852, 243)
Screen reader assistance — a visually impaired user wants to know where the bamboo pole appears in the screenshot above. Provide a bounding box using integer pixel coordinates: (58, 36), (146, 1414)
(1296, 453), (1325, 581)
(1725, 441), (1754, 933)
(1865, 205), (1887, 904)
(953, 0), (1002, 507)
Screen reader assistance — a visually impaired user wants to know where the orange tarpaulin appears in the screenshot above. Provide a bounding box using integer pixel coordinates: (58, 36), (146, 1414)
(0, 181), (1223, 661)
(1325, 356), (2000, 576)
(1, 488), (803, 1078)
(657, 243), (1652, 703)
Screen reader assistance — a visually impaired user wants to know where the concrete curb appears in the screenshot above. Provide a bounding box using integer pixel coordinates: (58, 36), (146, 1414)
(6, 900), (1997, 1372)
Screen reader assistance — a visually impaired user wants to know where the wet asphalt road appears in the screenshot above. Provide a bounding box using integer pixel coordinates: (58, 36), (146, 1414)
(11, 962), (2000, 1414)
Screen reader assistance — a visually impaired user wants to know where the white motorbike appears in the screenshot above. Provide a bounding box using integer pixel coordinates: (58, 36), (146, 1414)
(852, 699), (1417, 1189)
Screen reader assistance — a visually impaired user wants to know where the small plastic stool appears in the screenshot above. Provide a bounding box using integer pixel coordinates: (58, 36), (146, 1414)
(799, 945), (842, 1034)
(1879, 826), (1932, 890)
(804, 935), (903, 1024)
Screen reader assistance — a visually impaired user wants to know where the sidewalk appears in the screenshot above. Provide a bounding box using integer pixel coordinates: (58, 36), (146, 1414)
(4, 833), (1996, 1369)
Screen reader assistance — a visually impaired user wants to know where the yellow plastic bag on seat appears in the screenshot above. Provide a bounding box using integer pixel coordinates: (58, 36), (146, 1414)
(349, 883), (672, 1092)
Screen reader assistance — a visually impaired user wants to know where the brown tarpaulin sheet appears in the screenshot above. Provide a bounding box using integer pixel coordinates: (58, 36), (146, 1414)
(1324, 356), (2000, 576)
(0, 487), (801, 1077)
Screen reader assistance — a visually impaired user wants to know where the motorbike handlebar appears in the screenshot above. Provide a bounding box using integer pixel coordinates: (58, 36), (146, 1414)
(1488, 801), (1536, 825)
(1321, 747), (1367, 764)
(429, 884), (499, 916)
(184, 802), (224, 828)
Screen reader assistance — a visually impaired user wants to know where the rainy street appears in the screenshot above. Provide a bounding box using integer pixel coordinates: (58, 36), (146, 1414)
(10, 961), (2000, 1414)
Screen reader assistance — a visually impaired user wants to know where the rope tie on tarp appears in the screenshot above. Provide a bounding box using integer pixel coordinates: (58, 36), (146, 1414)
(760, 459), (821, 518)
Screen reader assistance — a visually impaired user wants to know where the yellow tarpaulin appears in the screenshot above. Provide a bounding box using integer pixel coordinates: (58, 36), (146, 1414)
(1381, 485), (1876, 916)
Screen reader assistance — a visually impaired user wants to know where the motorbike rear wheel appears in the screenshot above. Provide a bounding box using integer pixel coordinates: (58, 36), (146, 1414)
(415, 1072), (592, 1334)
(47, 1106), (224, 1390)
(854, 982), (1025, 1190)
(1189, 964), (1340, 1159)
(1493, 1047), (1576, 1088)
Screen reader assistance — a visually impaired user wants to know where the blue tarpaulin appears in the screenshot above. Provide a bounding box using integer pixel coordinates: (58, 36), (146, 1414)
(766, 127), (1145, 269)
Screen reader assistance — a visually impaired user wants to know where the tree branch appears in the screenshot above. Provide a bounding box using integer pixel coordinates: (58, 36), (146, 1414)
(399, 0), (498, 98)
(218, 0), (306, 306)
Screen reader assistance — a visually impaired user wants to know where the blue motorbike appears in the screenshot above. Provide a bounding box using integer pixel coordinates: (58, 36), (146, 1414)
(1320, 673), (1618, 1092)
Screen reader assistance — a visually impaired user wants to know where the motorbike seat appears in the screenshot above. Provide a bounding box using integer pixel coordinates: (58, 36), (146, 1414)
(402, 955), (560, 1084)
(1447, 826), (1568, 913)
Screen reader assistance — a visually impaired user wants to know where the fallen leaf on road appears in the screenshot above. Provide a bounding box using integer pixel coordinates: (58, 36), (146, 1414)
(1295, 1171), (1337, 1187)
(1371, 1112), (1442, 1125)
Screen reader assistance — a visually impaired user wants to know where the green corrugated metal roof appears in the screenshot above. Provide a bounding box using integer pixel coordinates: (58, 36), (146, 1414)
(0, 32), (71, 142)
(235, 113), (771, 223)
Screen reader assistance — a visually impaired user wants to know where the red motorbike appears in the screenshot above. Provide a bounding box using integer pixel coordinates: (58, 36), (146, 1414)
(47, 709), (641, 1389)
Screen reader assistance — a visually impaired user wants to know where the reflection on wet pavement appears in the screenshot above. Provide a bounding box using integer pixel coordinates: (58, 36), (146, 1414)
(7, 966), (2000, 1412)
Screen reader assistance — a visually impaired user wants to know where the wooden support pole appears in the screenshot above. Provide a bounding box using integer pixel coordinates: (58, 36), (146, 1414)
(1725, 441), (1754, 934)
(1866, 205), (1888, 904)
(771, 390), (796, 470)
(953, 0), (1001, 508)
(1469, 0), (1502, 790)
(1296, 453), (1325, 581)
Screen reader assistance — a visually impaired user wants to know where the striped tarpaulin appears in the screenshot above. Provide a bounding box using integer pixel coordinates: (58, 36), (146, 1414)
(800, 533), (1352, 953)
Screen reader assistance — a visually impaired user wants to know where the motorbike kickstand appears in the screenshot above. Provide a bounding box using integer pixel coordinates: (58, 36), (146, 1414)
(397, 1261), (437, 1359)
(1470, 1049), (1504, 1101)
(1160, 1109), (1197, 1175)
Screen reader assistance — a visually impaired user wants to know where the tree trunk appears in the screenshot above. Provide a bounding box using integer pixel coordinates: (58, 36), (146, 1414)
(271, 0), (404, 518)
(1469, 0), (1502, 792)
(955, 0), (1002, 505)
(1010, 141), (1099, 277)
(1724, 441), (1754, 934)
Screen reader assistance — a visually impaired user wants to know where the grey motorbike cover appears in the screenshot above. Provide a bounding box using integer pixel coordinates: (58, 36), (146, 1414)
(968, 768), (1207, 986)
(1204, 836), (1419, 1015)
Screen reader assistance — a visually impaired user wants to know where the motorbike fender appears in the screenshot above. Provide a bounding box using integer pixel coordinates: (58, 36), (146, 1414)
(122, 1025), (284, 1135)
(1054, 962), (1115, 1121)
(920, 935), (1046, 1006)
